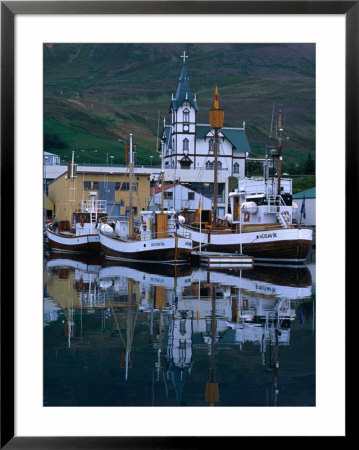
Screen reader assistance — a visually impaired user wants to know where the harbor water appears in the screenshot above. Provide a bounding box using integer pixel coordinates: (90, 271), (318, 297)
(43, 250), (315, 407)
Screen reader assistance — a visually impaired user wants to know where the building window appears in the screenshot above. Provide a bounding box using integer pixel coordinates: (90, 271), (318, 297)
(125, 207), (137, 217)
(217, 161), (222, 170)
(183, 138), (189, 152)
(188, 192), (195, 200)
(83, 181), (99, 190)
(183, 109), (190, 123)
(206, 161), (213, 170)
(115, 182), (137, 191)
(233, 162), (239, 174)
(165, 191), (173, 199)
(209, 138), (214, 153)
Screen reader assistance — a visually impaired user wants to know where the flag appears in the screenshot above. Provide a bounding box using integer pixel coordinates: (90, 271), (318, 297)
(300, 195), (306, 219)
(214, 85), (219, 109)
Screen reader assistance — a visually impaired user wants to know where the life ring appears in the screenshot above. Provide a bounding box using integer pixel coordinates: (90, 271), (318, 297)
(281, 210), (290, 223)
(142, 220), (147, 231)
(80, 217), (85, 227)
(243, 213), (250, 222)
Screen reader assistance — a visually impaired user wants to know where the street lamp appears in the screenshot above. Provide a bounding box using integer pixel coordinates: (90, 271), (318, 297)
(150, 155), (153, 166)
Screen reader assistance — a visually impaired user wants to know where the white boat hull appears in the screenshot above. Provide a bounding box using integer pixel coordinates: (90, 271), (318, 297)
(178, 225), (313, 263)
(46, 226), (101, 253)
(99, 232), (192, 263)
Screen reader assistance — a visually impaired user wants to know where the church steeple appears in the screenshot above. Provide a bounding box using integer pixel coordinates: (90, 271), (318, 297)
(171, 51), (199, 112)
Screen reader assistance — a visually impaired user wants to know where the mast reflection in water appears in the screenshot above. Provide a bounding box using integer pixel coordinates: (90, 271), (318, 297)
(44, 253), (315, 407)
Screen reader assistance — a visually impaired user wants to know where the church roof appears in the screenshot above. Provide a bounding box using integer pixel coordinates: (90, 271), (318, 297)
(196, 124), (211, 139)
(196, 125), (251, 152)
(163, 125), (173, 149)
(171, 63), (199, 112)
(221, 128), (251, 153)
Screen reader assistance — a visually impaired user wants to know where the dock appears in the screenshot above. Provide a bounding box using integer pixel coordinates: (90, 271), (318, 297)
(191, 251), (254, 269)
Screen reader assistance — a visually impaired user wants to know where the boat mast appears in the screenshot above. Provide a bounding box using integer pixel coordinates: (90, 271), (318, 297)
(276, 110), (283, 197)
(129, 134), (134, 235)
(209, 86), (224, 228)
(160, 170), (165, 212)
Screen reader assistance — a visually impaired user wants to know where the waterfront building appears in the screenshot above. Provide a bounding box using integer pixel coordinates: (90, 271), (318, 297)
(47, 168), (151, 222)
(293, 187), (316, 226)
(148, 183), (212, 212)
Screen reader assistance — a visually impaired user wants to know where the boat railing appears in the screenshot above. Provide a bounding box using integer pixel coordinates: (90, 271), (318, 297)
(266, 195), (286, 213)
(80, 199), (107, 213)
(178, 223), (239, 234)
(101, 230), (191, 241)
(99, 219), (191, 241)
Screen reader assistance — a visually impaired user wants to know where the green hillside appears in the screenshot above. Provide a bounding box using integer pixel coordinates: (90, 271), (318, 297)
(44, 43), (315, 171)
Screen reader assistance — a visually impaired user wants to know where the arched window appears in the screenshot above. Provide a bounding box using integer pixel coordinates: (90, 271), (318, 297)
(217, 161), (222, 170)
(183, 109), (190, 123)
(208, 138), (214, 153)
(183, 138), (189, 152)
(206, 160), (213, 170)
(233, 162), (239, 174)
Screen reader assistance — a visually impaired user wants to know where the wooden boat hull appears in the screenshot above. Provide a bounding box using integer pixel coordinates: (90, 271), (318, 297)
(179, 225), (313, 263)
(99, 232), (192, 263)
(205, 238), (312, 262)
(46, 226), (102, 253)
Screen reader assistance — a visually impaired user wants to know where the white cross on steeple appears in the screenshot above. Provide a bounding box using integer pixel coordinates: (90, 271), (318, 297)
(180, 51), (188, 63)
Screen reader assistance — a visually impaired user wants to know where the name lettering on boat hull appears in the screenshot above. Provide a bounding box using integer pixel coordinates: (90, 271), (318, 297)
(256, 232), (278, 239)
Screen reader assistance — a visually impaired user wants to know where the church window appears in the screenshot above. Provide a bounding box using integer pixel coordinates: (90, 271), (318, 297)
(209, 138), (214, 153)
(233, 162), (239, 174)
(206, 161), (213, 170)
(183, 138), (189, 152)
(183, 109), (190, 123)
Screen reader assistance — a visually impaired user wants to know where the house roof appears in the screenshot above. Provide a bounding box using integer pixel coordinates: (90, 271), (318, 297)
(150, 183), (211, 200)
(293, 187), (316, 199)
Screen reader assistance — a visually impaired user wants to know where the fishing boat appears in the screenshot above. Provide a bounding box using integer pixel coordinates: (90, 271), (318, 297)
(98, 134), (192, 263)
(46, 152), (107, 253)
(176, 92), (313, 264)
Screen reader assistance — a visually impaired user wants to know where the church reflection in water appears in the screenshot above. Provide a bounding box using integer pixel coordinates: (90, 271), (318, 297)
(44, 253), (315, 407)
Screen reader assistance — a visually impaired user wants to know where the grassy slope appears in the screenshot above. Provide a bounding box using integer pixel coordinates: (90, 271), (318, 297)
(44, 43), (315, 178)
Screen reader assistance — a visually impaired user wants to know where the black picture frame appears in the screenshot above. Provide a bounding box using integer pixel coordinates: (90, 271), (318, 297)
(1, 1), (351, 447)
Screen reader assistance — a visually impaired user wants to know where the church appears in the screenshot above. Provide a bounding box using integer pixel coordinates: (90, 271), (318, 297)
(160, 51), (251, 216)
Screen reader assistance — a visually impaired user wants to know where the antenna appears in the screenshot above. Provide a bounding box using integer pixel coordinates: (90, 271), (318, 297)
(269, 102), (275, 138)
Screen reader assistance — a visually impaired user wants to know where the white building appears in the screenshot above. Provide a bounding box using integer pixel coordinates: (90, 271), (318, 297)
(148, 183), (212, 212)
(160, 52), (251, 216)
(44, 151), (61, 166)
(293, 187), (316, 226)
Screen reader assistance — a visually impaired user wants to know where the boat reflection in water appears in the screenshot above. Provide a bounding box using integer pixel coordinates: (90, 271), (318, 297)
(44, 254), (315, 407)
